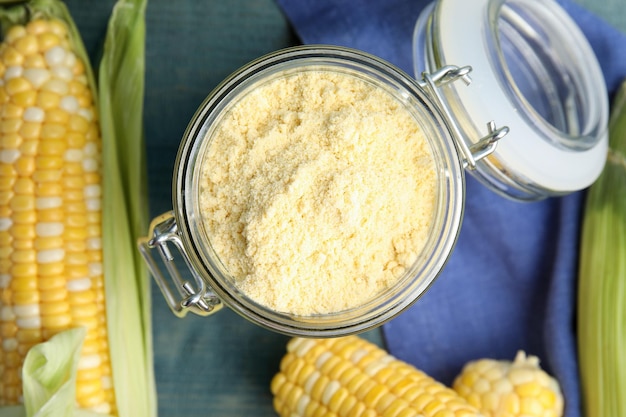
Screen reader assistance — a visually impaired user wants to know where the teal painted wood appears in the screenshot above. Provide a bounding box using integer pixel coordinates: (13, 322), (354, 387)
(572, 0), (626, 34)
(60, 1), (624, 415)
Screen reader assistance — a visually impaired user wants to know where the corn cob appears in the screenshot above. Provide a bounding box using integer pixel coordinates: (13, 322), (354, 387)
(452, 351), (564, 417)
(577, 80), (626, 417)
(271, 335), (483, 417)
(0, 16), (114, 414)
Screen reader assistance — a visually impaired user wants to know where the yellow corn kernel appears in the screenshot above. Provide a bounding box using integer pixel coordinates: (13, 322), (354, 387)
(47, 19), (67, 38)
(11, 235), (34, 250)
(38, 273), (65, 289)
(65, 240), (86, 253)
(63, 227), (88, 241)
(13, 177), (34, 195)
(63, 175), (85, 189)
(538, 388), (557, 408)
(4, 25), (27, 44)
(15, 328), (41, 343)
(515, 381), (541, 397)
(14, 34), (38, 56)
(66, 251), (88, 266)
(0, 133), (22, 150)
(11, 210), (36, 224)
(41, 123), (66, 140)
(19, 122), (42, 140)
(77, 365), (102, 382)
(11, 290), (38, 305)
(35, 155), (63, 170)
(36, 32), (61, 51)
(67, 114), (89, 133)
(67, 289), (96, 305)
(63, 161), (83, 176)
(72, 59), (85, 76)
(23, 54), (46, 69)
(25, 19), (49, 35)
(39, 300), (70, 316)
(68, 79), (86, 96)
(2, 103), (23, 119)
(44, 107), (70, 124)
(34, 236), (63, 250)
(10, 275), (37, 291)
(36, 182), (63, 196)
(66, 131), (86, 148)
(32, 169), (62, 183)
(10, 249), (35, 264)
(5, 77), (30, 96)
(0, 190), (14, 206)
(9, 195), (34, 211)
(17, 141), (36, 158)
(0, 176), (15, 192)
(65, 266), (89, 282)
(11, 90), (37, 107)
(38, 287), (67, 303)
(63, 188), (83, 201)
(14, 156), (35, 176)
(37, 208), (63, 222)
(37, 261), (65, 278)
(77, 93), (93, 109)
(40, 312), (72, 329)
(36, 90), (60, 109)
(38, 139), (66, 156)
(1, 47), (24, 67)
(2, 118), (22, 134)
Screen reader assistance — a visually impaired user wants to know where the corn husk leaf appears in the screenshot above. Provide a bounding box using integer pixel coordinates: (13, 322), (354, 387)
(21, 328), (85, 417)
(0, 329), (107, 417)
(98, 0), (156, 415)
(577, 80), (626, 416)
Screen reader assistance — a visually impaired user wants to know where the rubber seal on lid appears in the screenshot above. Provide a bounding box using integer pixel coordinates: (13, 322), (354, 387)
(417, 0), (608, 197)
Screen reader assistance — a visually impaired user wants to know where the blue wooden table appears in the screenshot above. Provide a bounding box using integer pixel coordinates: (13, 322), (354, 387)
(63, 1), (625, 416)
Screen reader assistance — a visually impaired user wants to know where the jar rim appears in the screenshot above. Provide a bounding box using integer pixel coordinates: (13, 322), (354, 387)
(171, 46), (465, 337)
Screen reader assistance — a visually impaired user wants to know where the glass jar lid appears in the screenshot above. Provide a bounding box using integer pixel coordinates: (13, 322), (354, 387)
(414, 0), (609, 200)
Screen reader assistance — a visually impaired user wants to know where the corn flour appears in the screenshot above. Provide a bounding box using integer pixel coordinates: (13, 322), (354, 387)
(199, 70), (437, 315)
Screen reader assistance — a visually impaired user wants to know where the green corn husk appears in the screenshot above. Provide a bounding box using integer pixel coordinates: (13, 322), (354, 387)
(0, 0), (155, 416)
(577, 80), (626, 417)
(99, 0), (156, 416)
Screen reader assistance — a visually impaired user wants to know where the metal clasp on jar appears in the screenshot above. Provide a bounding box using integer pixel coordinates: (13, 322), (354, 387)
(419, 65), (509, 168)
(138, 211), (223, 317)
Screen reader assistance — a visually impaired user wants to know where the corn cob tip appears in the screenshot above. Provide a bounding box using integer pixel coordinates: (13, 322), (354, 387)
(452, 351), (563, 417)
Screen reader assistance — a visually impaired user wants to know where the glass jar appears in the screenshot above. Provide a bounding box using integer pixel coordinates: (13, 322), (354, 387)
(139, 0), (607, 337)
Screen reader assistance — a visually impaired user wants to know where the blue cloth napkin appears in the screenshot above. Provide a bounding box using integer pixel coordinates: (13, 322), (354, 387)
(275, 1), (626, 416)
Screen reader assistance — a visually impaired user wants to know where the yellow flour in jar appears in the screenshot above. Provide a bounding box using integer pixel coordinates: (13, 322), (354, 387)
(198, 69), (437, 315)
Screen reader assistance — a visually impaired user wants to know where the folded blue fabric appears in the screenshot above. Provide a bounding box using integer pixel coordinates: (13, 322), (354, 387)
(275, 1), (626, 416)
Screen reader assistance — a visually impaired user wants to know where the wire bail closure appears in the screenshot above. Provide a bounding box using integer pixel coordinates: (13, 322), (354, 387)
(418, 65), (509, 169)
(138, 211), (223, 317)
